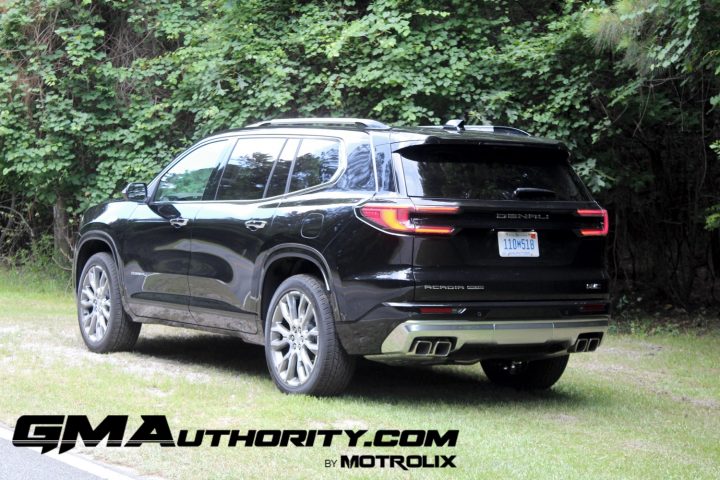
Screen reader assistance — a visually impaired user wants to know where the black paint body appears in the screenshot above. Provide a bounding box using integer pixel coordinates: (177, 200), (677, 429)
(74, 125), (609, 355)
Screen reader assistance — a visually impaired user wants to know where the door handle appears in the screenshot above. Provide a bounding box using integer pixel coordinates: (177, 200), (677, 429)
(169, 217), (189, 228)
(245, 220), (267, 231)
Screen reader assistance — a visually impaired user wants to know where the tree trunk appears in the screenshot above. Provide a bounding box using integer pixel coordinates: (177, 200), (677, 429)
(53, 195), (72, 264)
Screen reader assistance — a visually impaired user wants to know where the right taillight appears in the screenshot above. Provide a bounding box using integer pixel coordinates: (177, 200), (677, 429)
(357, 204), (459, 235)
(577, 209), (609, 236)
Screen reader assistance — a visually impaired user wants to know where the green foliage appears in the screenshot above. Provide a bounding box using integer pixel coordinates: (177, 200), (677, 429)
(0, 0), (718, 305)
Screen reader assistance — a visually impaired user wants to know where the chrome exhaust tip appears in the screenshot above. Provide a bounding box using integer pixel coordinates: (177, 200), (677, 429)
(587, 338), (600, 352)
(433, 340), (452, 357)
(575, 338), (588, 352)
(413, 340), (433, 355)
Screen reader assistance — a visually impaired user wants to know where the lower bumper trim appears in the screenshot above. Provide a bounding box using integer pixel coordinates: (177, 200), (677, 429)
(378, 317), (609, 357)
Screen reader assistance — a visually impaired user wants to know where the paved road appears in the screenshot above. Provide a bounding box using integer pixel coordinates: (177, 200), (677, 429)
(0, 437), (102, 480)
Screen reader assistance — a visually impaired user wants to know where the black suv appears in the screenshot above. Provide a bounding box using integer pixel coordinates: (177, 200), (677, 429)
(74, 118), (609, 395)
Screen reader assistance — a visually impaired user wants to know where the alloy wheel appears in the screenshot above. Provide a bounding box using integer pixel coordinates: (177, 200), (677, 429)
(79, 265), (111, 343)
(269, 290), (319, 387)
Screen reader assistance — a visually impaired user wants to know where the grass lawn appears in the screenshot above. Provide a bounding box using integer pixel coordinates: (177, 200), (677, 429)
(0, 268), (718, 479)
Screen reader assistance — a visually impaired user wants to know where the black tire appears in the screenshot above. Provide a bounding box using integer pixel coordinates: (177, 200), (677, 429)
(481, 355), (569, 390)
(77, 252), (141, 353)
(264, 274), (355, 396)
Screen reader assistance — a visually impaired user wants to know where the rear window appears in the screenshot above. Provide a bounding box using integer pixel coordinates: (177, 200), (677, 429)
(400, 145), (587, 201)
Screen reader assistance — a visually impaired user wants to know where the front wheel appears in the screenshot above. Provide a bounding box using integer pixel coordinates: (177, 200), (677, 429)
(77, 252), (141, 353)
(264, 274), (355, 396)
(481, 355), (569, 390)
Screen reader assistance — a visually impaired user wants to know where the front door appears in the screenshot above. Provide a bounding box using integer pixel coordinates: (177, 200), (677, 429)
(121, 139), (232, 323)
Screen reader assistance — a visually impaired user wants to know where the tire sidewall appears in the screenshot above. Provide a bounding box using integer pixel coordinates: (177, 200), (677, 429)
(77, 252), (123, 353)
(264, 275), (331, 394)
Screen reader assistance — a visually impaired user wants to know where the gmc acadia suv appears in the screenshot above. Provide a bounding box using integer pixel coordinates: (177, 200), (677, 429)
(74, 118), (610, 395)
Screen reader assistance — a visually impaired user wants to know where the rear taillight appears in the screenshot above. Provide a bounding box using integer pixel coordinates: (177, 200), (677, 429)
(357, 204), (459, 235)
(576, 209), (609, 236)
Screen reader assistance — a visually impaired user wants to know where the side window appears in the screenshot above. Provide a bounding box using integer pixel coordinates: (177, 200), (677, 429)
(155, 140), (229, 202)
(216, 138), (285, 200)
(336, 143), (375, 191)
(265, 139), (299, 197)
(375, 143), (396, 192)
(289, 139), (340, 192)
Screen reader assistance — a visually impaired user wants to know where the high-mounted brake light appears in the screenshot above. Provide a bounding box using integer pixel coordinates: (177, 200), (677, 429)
(577, 209), (609, 236)
(358, 204), (459, 235)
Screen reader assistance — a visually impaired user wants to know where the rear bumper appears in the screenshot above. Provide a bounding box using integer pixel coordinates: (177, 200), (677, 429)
(365, 316), (608, 363)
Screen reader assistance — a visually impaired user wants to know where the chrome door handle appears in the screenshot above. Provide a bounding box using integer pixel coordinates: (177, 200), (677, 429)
(169, 217), (189, 228)
(245, 220), (267, 231)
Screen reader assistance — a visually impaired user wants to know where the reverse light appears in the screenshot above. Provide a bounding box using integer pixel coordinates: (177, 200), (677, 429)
(576, 209), (609, 236)
(358, 204), (459, 235)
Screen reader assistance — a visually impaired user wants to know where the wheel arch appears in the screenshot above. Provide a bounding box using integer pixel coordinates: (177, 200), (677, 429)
(257, 244), (337, 331)
(73, 232), (121, 292)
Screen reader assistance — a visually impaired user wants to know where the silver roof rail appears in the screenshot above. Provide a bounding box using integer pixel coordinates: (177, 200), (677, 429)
(246, 117), (391, 129)
(464, 125), (531, 136)
(423, 119), (531, 136)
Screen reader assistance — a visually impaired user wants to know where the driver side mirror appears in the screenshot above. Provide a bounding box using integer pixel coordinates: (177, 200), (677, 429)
(122, 182), (148, 202)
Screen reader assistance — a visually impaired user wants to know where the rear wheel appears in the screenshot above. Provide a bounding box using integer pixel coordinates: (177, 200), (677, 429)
(77, 252), (141, 353)
(264, 274), (355, 396)
(481, 355), (569, 390)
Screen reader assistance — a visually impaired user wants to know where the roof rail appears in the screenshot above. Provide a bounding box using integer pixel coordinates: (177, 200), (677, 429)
(245, 118), (391, 129)
(464, 125), (531, 137)
(425, 119), (531, 136)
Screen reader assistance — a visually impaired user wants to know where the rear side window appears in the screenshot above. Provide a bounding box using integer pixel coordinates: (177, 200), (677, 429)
(400, 145), (587, 201)
(289, 139), (340, 192)
(216, 138), (284, 200)
(336, 143), (375, 191)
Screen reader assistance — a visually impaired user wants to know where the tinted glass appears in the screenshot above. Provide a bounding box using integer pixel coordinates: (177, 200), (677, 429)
(401, 145), (586, 201)
(216, 138), (284, 200)
(375, 144), (396, 192)
(156, 140), (229, 202)
(336, 143), (374, 191)
(289, 139), (340, 192)
(266, 139), (299, 197)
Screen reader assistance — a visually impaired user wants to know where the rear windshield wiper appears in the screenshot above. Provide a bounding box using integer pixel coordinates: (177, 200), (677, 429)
(513, 187), (557, 199)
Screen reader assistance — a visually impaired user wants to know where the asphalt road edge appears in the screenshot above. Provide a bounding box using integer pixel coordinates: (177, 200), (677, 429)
(0, 423), (141, 480)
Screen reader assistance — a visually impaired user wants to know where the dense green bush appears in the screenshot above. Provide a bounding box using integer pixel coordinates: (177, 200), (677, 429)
(0, 0), (718, 306)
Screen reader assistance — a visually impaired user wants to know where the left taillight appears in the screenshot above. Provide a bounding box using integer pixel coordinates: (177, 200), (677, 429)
(577, 208), (609, 236)
(357, 203), (459, 235)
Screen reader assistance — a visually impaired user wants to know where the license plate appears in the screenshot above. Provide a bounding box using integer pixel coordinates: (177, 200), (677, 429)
(498, 231), (539, 257)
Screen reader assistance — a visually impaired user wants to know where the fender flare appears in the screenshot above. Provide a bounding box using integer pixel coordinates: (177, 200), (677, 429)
(255, 243), (338, 322)
(73, 231), (135, 316)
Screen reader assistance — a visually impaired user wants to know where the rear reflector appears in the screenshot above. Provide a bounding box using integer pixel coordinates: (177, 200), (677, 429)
(358, 204), (458, 235)
(419, 307), (454, 315)
(579, 303), (607, 313)
(577, 209), (609, 236)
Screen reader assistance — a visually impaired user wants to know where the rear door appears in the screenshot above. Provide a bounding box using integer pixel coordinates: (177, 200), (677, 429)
(187, 136), (288, 333)
(397, 143), (609, 302)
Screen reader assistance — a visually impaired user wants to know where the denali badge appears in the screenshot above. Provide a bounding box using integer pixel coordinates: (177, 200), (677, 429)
(497, 213), (549, 220)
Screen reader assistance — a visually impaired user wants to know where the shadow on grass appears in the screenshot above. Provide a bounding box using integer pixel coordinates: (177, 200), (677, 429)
(133, 332), (589, 407)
